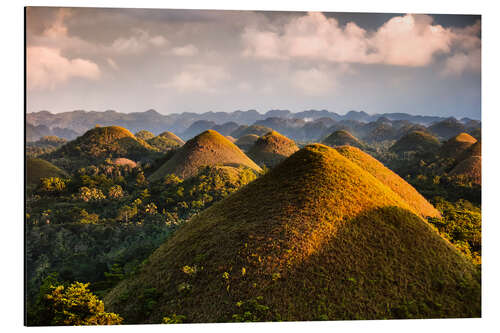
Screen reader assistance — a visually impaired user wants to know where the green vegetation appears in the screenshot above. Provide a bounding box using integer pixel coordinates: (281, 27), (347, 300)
(235, 134), (259, 151)
(389, 131), (440, 157)
(149, 130), (261, 181)
(247, 131), (299, 168)
(105, 144), (479, 323)
(27, 158), (68, 187)
(135, 130), (155, 141)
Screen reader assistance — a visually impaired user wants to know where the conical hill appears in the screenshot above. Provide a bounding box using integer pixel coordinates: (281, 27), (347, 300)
(440, 132), (477, 159)
(158, 131), (185, 146)
(322, 130), (363, 148)
(247, 131), (299, 168)
(390, 131), (440, 154)
(149, 130), (261, 181)
(234, 134), (259, 151)
(106, 144), (479, 323)
(27, 158), (68, 186)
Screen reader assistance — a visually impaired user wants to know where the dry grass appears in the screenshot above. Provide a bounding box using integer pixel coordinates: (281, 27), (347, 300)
(106, 144), (479, 323)
(111, 158), (137, 168)
(149, 130), (262, 181)
(336, 146), (441, 218)
(247, 131), (299, 168)
(158, 131), (185, 146)
(322, 130), (363, 149)
(450, 156), (481, 185)
(235, 134), (259, 151)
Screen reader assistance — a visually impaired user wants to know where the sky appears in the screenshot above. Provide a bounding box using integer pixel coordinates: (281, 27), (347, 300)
(26, 7), (481, 119)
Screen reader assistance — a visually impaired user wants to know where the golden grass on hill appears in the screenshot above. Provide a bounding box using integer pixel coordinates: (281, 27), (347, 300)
(149, 130), (262, 181)
(336, 146), (441, 218)
(450, 156), (481, 185)
(235, 134), (259, 151)
(158, 131), (185, 146)
(390, 130), (440, 154)
(225, 136), (236, 143)
(27, 158), (68, 185)
(247, 131), (299, 168)
(322, 130), (363, 149)
(440, 132), (477, 159)
(106, 144), (479, 323)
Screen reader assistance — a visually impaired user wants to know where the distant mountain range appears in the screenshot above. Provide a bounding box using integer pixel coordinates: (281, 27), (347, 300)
(26, 109), (480, 142)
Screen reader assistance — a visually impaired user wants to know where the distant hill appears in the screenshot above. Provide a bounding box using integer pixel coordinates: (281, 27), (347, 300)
(106, 144), (479, 323)
(440, 133), (477, 159)
(230, 125), (273, 138)
(390, 131), (440, 154)
(234, 134), (259, 151)
(212, 122), (240, 136)
(149, 130), (261, 181)
(182, 120), (217, 140)
(247, 131), (299, 168)
(322, 130), (364, 149)
(27, 158), (68, 186)
(428, 118), (466, 140)
(46, 125), (159, 170)
(147, 131), (184, 152)
(134, 130), (155, 141)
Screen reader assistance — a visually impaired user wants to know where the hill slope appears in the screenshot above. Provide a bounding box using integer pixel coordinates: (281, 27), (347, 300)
(106, 144), (479, 323)
(149, 130), (262, 181)
(247, 131), (299, 168)
(440, 133), (477, 159)
(234, 134), (259, 151)
(322, 130), (364, 149)
(336, 146), (441, 218)
(27, 158), (68, 186)
(450, 156), (481, 185)
(147, 131), (185, 152)
(390, 131), (440, 154)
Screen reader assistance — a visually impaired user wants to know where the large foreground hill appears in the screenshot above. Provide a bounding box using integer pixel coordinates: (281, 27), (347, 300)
(106, 144), (479, 323)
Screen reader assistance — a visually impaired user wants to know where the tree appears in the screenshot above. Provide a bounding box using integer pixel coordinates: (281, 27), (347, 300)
(43, 282), (123, 325)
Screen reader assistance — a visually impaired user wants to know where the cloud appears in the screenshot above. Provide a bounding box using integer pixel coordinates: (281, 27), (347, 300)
(106, 58), (119, 70)
(442, 49), (481, 76)
(242, 12), (480, 69)
(159, 64), (230, 93)
(111, 29), (168, 54)
(27, 47), (100, 91)
(292, 68), (337, 96)
(170, 44), (199, 56)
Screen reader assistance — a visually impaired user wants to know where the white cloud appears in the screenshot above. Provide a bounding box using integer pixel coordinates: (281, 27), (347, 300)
(159, 65), (230, 93)
(111, 29), (168, 54)
(27, 47), (100, 91)
(171, 44), (199, 56)
(292, 68), (337, 96)
(242, 12), (480, 70)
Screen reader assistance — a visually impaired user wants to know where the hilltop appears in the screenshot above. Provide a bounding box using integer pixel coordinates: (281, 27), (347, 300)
(149, 130), (261, 181)
(322, 130), (364, 149)
(231, 125), (273, 138)
(106, 144), (479, 323)
(147, 131), (184, 152)
(234, 134), (259, 151)
(27, 158), (68, 186)
(440, 133), (477, 159)
(390, 131), (440, 155)
(247, 131), (299, 168)
(46, 125), (159, 170)
(428, 118), (466, 140)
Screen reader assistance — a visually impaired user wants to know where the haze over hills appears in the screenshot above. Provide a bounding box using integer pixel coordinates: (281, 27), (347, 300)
(27, 109), (480, 143)
(105, 144), (479, 323)
(149, 130), (262, 181)
(322, 130), (364, 149)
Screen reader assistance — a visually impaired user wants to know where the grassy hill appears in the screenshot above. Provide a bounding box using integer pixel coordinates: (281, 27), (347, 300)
(149, 130), (262, 181)
(450, 155), (481, 185)
(440, 133), (477, 159)
(106, 144), (479, 323)
(235, 134), (259, 151)
(47, 126), (159, 170)
(135, 130), (155, 141)
(27, 158), (68, 186)
(336, 146), (441, 218)
(322, 130), (364, 149)
(390, 131), (440, 154)
(147, 132), (184, 152)
(247, 131), (299, 168)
